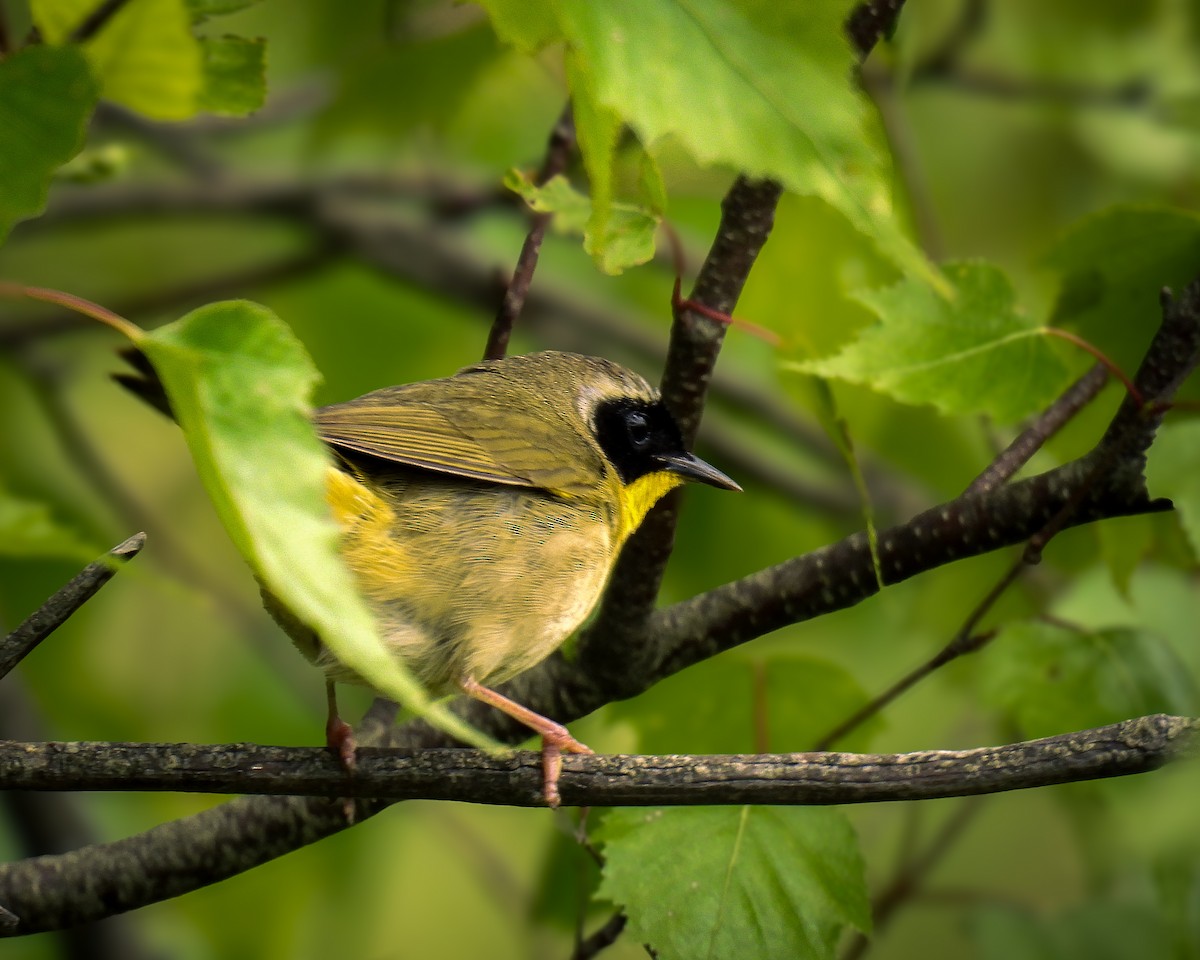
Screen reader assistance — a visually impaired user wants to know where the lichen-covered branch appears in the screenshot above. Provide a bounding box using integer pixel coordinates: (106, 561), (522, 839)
(0, 715), (1194, 935)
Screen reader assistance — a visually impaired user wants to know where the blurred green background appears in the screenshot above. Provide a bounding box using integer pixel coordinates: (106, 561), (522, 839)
(2, 0), (1199, 957)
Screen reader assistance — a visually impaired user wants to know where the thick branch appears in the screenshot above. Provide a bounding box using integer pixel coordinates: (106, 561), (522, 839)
(0, 715), (1194, 935)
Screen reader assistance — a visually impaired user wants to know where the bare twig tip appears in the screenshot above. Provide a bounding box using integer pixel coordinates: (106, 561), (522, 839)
(113, 531), (148, 558)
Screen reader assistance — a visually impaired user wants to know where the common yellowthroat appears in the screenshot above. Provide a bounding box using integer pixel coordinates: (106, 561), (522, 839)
(122, 349), (739, 804)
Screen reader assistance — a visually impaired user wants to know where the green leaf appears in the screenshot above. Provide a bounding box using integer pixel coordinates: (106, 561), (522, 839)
(551, 0), (941, 290)
(198, 35), (265, 116)
(0, 485), (99, 561)
(1043, 206), (1200, 374)
(474, 0), (558, 52)
(33, 0), (205, 121)
(137, 301), (494, 749)
(609, 654), (884, 755)
(505, 170), (660, 274)
(0, 46), (98, 242)
(978, 621), (1198, 739)
(1145, 420), (1200, 562)
(597, 806), (870, 960)
(792, 262), (1069, 423)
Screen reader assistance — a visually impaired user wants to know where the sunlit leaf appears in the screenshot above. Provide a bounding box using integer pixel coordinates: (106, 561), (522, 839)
(505, 169), (660, 274)
(474, 0), (557, 52)
(598, 806), (870, 960)
(136, 301), (494, 748)
(792, 262), (1069, 423)
(0, 46), (98, 242)
(572, 0), (936, 288)
(33, 0), (204, 121)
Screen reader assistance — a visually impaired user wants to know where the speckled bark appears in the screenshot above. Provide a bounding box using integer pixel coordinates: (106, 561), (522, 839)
(1, 713), (1195, 935)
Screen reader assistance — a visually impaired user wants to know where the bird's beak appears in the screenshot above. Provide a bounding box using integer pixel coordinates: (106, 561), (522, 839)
(656, 452), (742, 492)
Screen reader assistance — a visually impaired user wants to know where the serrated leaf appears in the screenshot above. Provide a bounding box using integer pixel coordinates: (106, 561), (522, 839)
(33, 0), (204, 121)
(792, 262), (1069, 423)
(551, 0), (940, 290)
(136, 301), (494, 749)
(0, 485), (99, 561)
(505, 170), (660, 274)
(0, 46), (98, 242)
(198, 35), (265, 116)
(474, 0), (557, 53)
(598, 806), (870, 960)
(979, 621), (1198, 739)
(1145, 419), (1200, 562)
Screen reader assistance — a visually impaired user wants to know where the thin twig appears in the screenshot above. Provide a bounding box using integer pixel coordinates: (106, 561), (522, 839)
(0, 532), (145, 680)
(572, 911), (628, 960)
(68, 0), (133, 43)
(483, 103), (576, 360)
(965, 362), (1109, 495)
(811, 630), (997, 752)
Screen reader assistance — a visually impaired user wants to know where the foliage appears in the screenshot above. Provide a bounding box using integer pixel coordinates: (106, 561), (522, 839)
(1, 1), (1198, 959)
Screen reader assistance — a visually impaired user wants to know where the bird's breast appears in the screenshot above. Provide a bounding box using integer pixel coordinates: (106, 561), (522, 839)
(326, 464), (619, 692)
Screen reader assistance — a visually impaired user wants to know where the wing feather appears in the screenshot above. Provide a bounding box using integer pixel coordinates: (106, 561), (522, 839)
(313, 373), (605, 495)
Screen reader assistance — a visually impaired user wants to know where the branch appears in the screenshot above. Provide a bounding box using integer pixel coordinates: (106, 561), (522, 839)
(0, 533), (145, 679)
(483, 103), (576, 360)
(68, 0), (133, 43)
(0, 715), (1194, 933)
(6, 712), (1191, 938)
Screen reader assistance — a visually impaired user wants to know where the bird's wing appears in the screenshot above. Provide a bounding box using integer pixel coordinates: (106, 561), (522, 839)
(313, 383), (602, 494)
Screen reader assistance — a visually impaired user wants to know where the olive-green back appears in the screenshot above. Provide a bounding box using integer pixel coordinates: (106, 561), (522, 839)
(313, 352), (653, 499)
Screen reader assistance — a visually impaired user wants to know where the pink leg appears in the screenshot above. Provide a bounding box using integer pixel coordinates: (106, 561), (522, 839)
(459, 677), (592, 807)
(325, 680), (358, 823)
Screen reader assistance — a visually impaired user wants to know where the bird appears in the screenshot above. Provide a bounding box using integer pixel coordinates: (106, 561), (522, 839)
(121, 348), (739, 805)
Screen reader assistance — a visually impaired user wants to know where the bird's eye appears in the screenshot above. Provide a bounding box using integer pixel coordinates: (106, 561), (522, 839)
(625, 410), (651, 449)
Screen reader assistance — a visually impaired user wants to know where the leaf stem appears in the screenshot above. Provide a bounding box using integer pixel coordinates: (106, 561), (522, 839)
(1042, 326), (1142, 406)
(0, 282), (143, 342)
